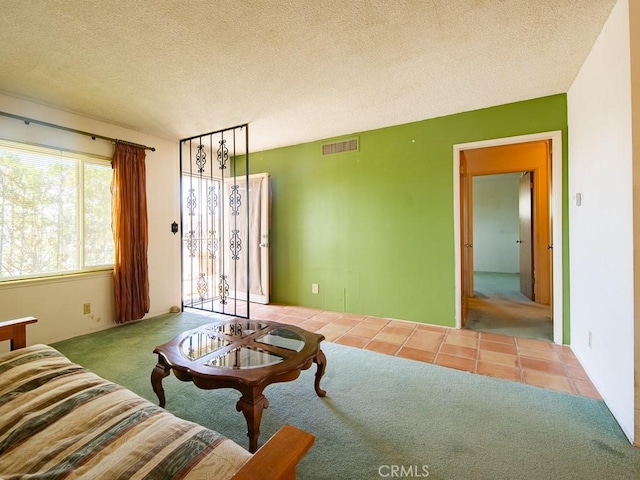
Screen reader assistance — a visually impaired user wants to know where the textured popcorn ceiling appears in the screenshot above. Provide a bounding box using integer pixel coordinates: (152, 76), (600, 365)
(0, 0), (617, 152)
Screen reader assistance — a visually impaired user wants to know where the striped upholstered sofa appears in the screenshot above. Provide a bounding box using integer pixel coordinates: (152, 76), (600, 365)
(0, 318), (313, 479)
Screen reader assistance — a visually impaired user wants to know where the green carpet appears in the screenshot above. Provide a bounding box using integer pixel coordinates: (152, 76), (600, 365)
(52, 312), (640, 479)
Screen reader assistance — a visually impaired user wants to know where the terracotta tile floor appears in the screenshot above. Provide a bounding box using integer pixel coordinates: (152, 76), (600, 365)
(245, 304), (601, 400)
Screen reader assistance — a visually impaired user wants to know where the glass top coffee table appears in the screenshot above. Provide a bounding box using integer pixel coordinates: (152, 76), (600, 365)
(151, 318), (326, 452)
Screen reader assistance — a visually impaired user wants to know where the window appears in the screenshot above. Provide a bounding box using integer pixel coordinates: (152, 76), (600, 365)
(0, 139), (113, 281)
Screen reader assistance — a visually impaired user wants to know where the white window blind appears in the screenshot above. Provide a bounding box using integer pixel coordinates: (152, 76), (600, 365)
(0, 139), (113, 281)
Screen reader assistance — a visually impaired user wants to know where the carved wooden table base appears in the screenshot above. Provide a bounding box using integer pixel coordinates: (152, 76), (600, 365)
(151, 319), (326, 453)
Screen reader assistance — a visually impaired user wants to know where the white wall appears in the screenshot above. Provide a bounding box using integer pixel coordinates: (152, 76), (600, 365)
(0, 94), (182, 351)
(629, 0), (640, 446)
(472, 173), (520, 273)
(568, 0), (634, 442)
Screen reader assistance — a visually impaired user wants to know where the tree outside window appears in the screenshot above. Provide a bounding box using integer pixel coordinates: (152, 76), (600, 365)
(0, 140), (113, 281)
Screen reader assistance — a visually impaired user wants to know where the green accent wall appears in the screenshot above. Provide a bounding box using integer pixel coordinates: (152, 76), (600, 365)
(250, 94), (569, 338)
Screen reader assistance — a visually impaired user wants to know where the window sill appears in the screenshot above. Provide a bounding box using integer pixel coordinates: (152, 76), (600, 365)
(0, 269), (114, 290)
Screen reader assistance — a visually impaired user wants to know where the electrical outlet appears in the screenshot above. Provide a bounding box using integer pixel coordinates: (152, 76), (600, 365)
(83, 303), (91, 315)
(311, 283), (319, 294)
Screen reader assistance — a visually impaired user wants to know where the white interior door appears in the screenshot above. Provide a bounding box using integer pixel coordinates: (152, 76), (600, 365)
(519, 172), (534, 300)
(224, 173), (270, 304)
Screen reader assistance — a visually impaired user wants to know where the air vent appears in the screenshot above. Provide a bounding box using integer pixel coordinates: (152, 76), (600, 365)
(322, 137), (359, 155)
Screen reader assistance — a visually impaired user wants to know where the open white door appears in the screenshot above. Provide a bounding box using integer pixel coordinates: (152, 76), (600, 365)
(519, 172), (534, 300)
(224, 173), (270, 304)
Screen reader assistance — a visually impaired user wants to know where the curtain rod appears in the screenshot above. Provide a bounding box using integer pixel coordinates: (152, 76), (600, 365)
(0, 110), (156, 152)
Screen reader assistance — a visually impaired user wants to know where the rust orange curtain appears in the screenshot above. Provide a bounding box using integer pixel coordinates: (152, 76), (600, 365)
(111, 142), (150, 323)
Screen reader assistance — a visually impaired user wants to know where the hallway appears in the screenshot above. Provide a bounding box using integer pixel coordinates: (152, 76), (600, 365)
(466, 271), (552, 341)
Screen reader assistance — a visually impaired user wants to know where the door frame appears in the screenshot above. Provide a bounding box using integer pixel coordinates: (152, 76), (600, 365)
(453, 130), (563, 344)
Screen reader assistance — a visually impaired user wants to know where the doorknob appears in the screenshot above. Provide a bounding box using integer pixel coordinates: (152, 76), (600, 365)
(259, 243), (268, 248)
(465, 243), (473, 248)
(516, 240), (522, 244)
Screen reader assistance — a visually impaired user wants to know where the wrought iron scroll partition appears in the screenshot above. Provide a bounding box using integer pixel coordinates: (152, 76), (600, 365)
(179, 124), (250, 319)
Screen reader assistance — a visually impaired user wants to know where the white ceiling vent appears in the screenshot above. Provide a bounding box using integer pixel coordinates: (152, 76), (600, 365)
(322, 137), (359, 155)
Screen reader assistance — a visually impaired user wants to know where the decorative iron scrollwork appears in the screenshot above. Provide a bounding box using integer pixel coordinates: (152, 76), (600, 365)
(181, 124), (249, 314)
(229, 323), (243, 336)
(230, 229), (242, 260)
(196, 144), (207, 173)
(219, 274), (229, 305)
(207, 185), (218, 216)
(217, 139), (228, 170)
(186, 188), (196, 216)
(229, 184), (241, 216)
(197, 272), (208, 301)
(185, 230), (198, 258)
(207, 230), (218, 259)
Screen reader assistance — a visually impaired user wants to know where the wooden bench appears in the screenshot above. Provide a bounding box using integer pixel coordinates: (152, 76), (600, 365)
(0, 316), (37, 350)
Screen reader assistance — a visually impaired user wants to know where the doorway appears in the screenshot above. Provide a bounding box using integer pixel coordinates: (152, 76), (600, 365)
(467, 172), (552, 341)
(454, 131), (563, 344)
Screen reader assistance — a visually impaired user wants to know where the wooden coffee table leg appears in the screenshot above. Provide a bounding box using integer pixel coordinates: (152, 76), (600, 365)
(236, 393), (269, 453)
(151, 355), (171, 408)
(314, 349), (327, 397)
